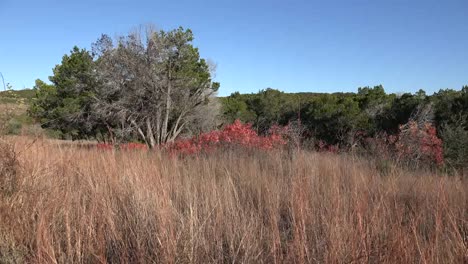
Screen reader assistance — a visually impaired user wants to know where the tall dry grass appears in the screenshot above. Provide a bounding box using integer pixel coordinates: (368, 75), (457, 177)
(0, 137), (467, 263)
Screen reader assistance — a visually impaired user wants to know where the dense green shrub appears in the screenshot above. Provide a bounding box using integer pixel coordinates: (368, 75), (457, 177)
(440, 117), (468, 174)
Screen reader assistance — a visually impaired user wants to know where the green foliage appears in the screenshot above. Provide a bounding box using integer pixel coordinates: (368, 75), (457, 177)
(28, 47), (101, 139)
(19, 23), (467, 167)
(0, 85), (36, 136)
(0, 84), (28, 135)
(0, 89), (35, 104)
(247, 89), (296, 132)
(219, 85), (468, 156)
(302, 94), (364, 145)
(375, 93), (423, 134)
(357, 85), (395, 134)
(29, 27), (219, 144)
(5, 112), (34, 135)
(440, 116), (468, 172)
(357, 85), (388, 110)
(220, 92), (256, 124)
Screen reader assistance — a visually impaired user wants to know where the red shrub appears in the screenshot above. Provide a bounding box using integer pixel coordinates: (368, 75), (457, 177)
(165, 120), (288, 155)
(97, 143), (113, 150)
(94, 120), (287, 155)
(395, 121), (444, 166)
(120, 143), (148, 151)
(356, 121), (444, 168)
(360, 121), (444, 167)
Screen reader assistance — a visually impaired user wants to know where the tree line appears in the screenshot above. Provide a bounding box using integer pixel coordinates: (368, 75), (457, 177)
(220, 86), (467, 169)
(27, 25), (467, 169)
(221, 86), (467, 142)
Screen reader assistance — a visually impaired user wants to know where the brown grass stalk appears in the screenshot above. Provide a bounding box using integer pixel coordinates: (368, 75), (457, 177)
(0, 137), (467, 263)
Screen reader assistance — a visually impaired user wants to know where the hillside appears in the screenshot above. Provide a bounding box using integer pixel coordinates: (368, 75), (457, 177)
(0, 89), (35, 135)
(0, 89), (35, 104)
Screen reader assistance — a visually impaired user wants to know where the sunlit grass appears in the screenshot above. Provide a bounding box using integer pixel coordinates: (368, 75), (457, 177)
(0, 137), (466, 263)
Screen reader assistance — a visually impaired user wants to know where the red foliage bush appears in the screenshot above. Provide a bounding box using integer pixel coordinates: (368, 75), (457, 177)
(94, 120), (287, 155)
(120, 142), (148, 151)
(395, 121), (444, 166)
(165, 120), (288, 155)
(96, 143), (114, 150)
(95, 120), (444, 168)
(359, 121), (444, 167)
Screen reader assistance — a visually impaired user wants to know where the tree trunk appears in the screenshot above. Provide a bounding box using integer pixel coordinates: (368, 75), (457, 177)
(146, 117), (156, 148)
(131, 119), (149, 147)
(161, 65), (172, 143)
(155, 108), (161, 145)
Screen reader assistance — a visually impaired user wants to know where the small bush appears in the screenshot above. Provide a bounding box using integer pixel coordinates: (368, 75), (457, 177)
(6, 118), (22, 135)
(357, 121), (444, 170)
(396, 121), (444, 168)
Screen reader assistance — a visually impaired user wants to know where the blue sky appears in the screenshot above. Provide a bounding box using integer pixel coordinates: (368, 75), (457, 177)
(0, 0), (467, 96)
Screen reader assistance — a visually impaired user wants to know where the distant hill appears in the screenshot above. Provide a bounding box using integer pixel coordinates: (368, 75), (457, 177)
(0, 89), (35, 104)
(0, 89), (35, 135)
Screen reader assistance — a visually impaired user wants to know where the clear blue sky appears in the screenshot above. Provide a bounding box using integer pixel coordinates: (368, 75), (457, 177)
(0, 0), (467, 96)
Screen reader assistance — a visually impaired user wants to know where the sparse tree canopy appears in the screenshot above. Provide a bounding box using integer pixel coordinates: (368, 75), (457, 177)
(91, 26), (220, 147)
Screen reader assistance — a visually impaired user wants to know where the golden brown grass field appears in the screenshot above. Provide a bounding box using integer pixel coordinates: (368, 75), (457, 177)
(0, 137), (467, 263)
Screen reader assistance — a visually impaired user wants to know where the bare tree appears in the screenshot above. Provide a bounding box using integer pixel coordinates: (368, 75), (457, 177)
(91, 26), (220, 148)
(183, 95), (221, 137)
(400, 102), (434, 133)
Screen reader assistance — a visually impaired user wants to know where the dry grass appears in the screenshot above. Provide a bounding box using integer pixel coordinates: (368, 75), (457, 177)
(0, 103), (27, 116)
(0, 137), (467, 263)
